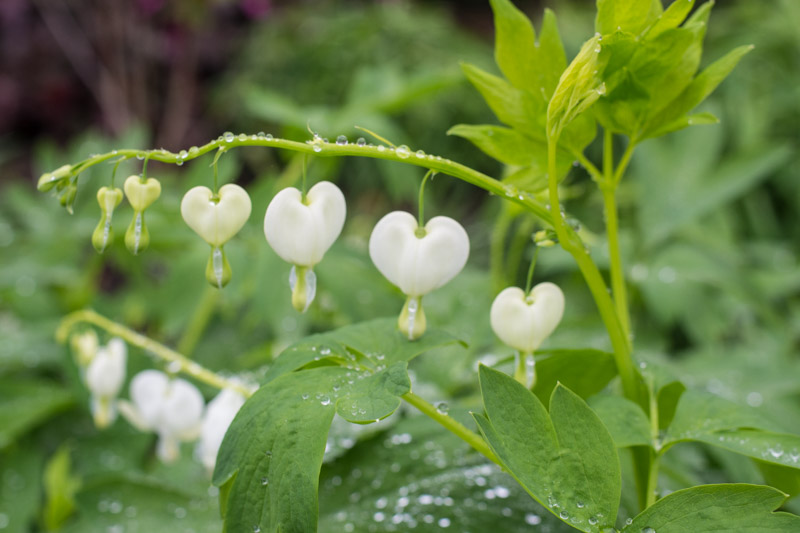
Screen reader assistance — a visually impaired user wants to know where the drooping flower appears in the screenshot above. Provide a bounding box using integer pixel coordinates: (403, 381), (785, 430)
(369, 211), (469, 340)
(123, 175), (161, 254)
(119, 370), (205, 463)
(180, 183), (252, 288)
(490, 282), (565, 388)
(196, 387), (247, 472)
(84, 337), (127, 428)
(263, 181), (346, 312)
(92, 186), (124, 253)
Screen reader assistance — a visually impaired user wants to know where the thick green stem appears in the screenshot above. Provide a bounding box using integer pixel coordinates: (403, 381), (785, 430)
(402, 392), (502, 467)
(547, 139), (638, 402)
(57, 309), (252, 398)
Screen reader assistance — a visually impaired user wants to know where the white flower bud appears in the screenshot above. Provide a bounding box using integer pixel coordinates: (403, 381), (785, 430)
(120, 370), (205, 463)
(85, 337), (127, 428)
(263, 181), (346, 268)
(123, 175), (161, 212)
(196, 388), (246, 471)
(490, 283), (565, 353)
(181, 184), (252, 247)
(369, 211), (469, 297)
(70, 330), (99, 367)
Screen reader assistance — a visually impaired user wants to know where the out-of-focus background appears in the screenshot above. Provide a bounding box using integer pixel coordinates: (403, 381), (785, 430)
(1, 0), (799, 531)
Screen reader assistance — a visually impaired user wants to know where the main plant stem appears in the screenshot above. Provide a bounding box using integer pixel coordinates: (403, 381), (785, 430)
(57, 309), (252, 398)
(547, 139), (638, 402)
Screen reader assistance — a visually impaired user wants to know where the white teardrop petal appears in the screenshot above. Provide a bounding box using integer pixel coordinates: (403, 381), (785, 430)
(130, 369), (170, 429)
(263, 181), (346, 266)
(490, 282), (565, 353)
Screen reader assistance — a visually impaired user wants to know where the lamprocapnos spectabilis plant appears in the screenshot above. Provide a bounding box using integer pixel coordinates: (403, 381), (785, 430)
(39, 0), (800, 531)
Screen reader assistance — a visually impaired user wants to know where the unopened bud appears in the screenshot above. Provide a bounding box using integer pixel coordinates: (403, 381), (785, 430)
(92, 187), (123, 253)
(533, 230), (557, 247)
(37, 164), (72, 192)
(59, 184), (78, 213)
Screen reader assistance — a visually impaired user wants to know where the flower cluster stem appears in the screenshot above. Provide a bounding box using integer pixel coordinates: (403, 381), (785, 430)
(57, 309), (252, 398)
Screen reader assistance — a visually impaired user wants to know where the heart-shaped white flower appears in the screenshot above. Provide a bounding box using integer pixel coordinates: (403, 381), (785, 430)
(119, 370), (205, 463)
(369, 211), (469, 339)
(490, 282), (565, 353)
(124, 175), (161, 212)
(369, 211), (469, 297)
(263, 181), (346, 267)
(181, 184), (252, 247)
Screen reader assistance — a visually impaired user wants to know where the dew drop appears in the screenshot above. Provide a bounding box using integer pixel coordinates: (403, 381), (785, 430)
(415, 150), (425, 158)
(336, 135), (348, 145)
(313, 145), (322, 153)
(238, 133), (247, 141)
(525, 513), (541, 525)
(320, 346), (331, 355)
(377, 145), (386, 152)
(435, 402), (449, 415)
(589, 516), (598, 525)
(642, 528), (656, 533)
(559, 511), (569, 520)
(188, 146), (199, 156)
(266, 133), (274, 140)
(356, 137), (366, 147)
(178, 150), (188, 159)
(223, 132), (234, 142)
(396, 145), (410, 159)
(261, 477), (269, 486)
(320, 395), (332, 406)
(257, 131), (266, 138)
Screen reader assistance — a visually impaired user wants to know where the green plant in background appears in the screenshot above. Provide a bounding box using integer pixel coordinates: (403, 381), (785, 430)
(5, 0), (800, 531)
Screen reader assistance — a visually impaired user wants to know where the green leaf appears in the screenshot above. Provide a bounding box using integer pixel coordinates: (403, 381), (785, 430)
(646, 0), (696, 39)
(623, 484), (800, 532)
(692, 429), (800, 470)
(533, 349), (618, 409)
(664, 389), (782, 449)
(595, 0), (660, 36)
(645, 111), (719, 138)
(538, 9), (568, 98)
(447, 124), (538, 167)
(656, 380), (686, 431)
(215, 368), (342, 533)
(547, 35), (604, 139)
(476, 366), (620, 531)
(642, 44), (754, 140)
(757, 461), (800, 500)
(62, 476), (222, 533)
(263, 318), (463, 384)
(318, 415), (575, 533)
(335, 362), (411, 424)
(0, 378), (75, 449)
(460, 62), (544, 136)
(43, 444), (81, 530)
(490, 0), (538, 92)
(589, 394), (652, 448)
(216, 359), (417, 532)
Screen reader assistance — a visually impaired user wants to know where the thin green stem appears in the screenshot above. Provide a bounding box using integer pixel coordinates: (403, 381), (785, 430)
(57, 309), (252, 398)
(301, 155), (308, 200)
(176, 287), (219, 357)
(612, 140), (635, 186)
(402, 392), (502, 467)
(490, 205), (515, 294)
(417, 169), (435, 228)
(645, 380), (661, 508)
(524, 247), (539, 294)
(571, 148), (603, 183)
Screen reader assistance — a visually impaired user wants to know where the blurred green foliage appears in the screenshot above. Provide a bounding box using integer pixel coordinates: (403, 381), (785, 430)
(0, 0), (798, 531)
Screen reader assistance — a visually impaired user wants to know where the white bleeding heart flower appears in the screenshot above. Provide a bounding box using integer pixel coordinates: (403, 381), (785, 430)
(123, 175), (162, 255)
(369, 211), (470, 340)
(119, 370), (205, 463)
(263, 181), (346, 312)
(85, 337), (127, 428)
(181, 184), (252, 288)
(196, 387), (247, 472)
(490, 282), (565, 388)
(92, 186), (123, 253)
